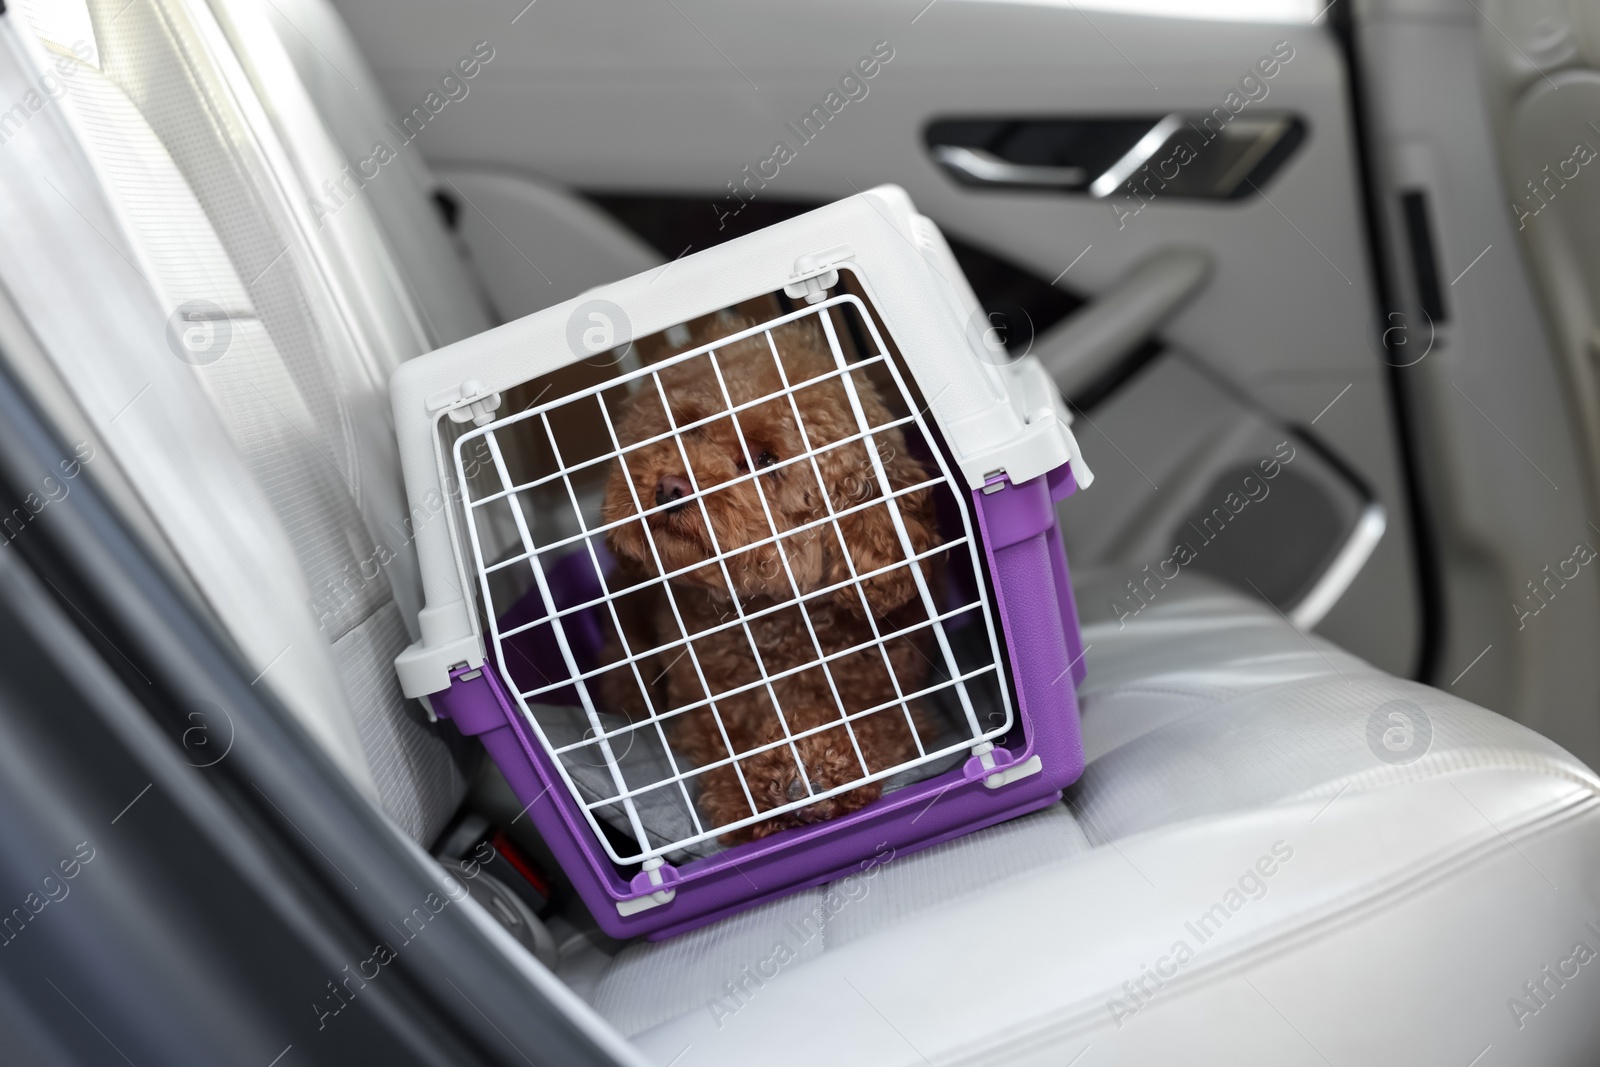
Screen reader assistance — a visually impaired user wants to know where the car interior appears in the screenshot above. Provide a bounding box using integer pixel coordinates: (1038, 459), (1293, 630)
(3, 0), (1600, 1063)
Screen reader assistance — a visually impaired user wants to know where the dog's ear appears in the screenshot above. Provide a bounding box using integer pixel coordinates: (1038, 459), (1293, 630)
(822, 432), (938, 617)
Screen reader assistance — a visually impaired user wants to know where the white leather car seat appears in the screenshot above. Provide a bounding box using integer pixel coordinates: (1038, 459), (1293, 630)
(595, 573), (1600, 1063)
(2, 1), (1598, 1063)
(1, 0), (479, 842)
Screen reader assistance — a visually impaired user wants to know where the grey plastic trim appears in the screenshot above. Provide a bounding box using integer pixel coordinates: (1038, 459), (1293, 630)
(1035, 247), (1213, 399)
(930, 144), (1089, 189)
(1289, 501), (1387, 630)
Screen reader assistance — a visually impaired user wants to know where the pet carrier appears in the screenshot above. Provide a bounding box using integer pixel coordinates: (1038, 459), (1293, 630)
(391, 185), (1094, 939)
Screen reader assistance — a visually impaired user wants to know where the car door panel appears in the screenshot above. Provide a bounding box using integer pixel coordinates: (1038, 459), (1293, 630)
(330, 0), (1421, 675)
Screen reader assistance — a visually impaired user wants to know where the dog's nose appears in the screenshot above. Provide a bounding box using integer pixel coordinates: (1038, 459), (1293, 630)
(655, 474), (692, 511)
(786, 778), (823, 803)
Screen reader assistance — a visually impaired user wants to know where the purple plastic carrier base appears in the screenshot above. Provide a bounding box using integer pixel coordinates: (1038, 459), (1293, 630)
(432, 461), (1088, 940)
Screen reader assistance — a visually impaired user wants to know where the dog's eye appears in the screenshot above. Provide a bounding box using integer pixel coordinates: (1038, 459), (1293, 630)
(736, 450), (779, 473)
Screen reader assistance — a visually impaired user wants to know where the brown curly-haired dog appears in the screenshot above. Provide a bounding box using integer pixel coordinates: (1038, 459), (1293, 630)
(598, 315), (939, 844)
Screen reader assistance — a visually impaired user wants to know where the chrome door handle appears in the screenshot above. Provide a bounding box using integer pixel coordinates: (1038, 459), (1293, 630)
(1086, 113), (1186, 197)
(930, 145), (1089, 189)
(931, 116), (1183, 194)
(930, 112), (1301, 199)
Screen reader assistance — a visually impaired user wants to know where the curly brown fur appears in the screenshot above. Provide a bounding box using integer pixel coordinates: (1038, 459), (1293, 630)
(598, 316), (940, 844)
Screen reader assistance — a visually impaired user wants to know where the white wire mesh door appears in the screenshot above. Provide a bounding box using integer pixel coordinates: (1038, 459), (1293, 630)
(451, 295), (1014, 863)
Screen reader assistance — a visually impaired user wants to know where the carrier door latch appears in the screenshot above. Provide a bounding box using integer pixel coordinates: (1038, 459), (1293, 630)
(616, 857), (677, 917)
(427, 379), (503, 427)
(784, 245), (855, 304)
(967, 741), (1044, 789)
